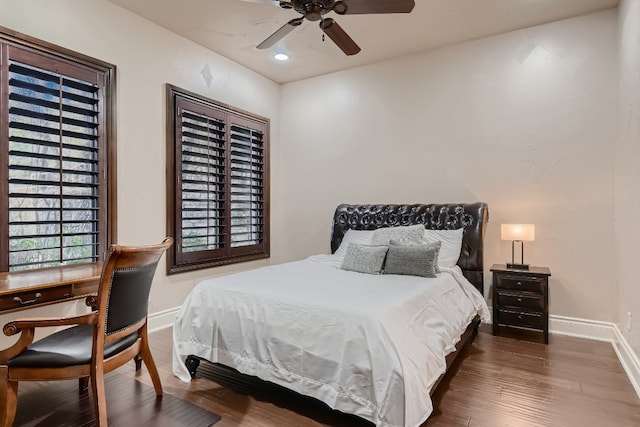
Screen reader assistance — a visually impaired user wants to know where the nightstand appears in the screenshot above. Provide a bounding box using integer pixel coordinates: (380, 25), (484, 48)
(491, 264), (551, 343)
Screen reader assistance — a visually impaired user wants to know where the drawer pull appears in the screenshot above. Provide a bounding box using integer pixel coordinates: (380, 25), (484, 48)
(518, 314), (523, 319)
(13, 292), (42, 305)
(517, 297), (523, 302)
(516, 281), (523, 286)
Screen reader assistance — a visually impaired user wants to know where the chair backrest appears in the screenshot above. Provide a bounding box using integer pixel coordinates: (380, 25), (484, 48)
(96, 238), (173, 343)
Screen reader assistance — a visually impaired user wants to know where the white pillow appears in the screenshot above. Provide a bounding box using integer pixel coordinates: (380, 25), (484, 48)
(423, 228), (464, 268)
(371, 224), (425, 246)
(334, 229), (376, 257)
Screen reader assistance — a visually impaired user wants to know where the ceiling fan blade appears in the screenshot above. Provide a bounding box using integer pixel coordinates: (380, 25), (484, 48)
(320, 18), (361, 56)
(334, 0), (415, 15)
(257, 17), (304, 49)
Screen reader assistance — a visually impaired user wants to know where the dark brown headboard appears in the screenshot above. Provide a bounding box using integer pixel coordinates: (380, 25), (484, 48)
(330, 203), (489, 294)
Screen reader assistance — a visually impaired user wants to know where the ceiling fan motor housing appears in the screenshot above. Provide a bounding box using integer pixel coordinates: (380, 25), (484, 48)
(290, 0), (337, 21)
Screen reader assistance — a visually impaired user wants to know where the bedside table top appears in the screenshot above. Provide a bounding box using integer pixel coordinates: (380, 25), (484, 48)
(490, 264), (551, 276)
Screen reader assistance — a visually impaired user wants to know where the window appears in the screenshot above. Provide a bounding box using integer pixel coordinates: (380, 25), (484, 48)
(166, 85), (269, 274)
(0, 27), (116, 272)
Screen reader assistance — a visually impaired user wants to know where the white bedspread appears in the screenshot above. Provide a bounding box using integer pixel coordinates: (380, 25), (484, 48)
(172, 254), (489, 427)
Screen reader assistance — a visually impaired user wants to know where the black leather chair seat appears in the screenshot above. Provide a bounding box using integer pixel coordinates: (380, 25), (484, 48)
(8, 324), (138, 368)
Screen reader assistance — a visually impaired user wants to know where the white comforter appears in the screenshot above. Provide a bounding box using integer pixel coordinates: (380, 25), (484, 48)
(172, 254), (489, 427)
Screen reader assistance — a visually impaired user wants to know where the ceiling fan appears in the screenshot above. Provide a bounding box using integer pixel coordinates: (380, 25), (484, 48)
(244, 0), (416, 56)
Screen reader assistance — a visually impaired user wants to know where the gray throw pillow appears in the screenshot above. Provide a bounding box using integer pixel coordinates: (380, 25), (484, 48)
(340, 243), (389, 275)
(384, 243), (439, 278)
(390, 239), (442, 273)
(371, 224), (425, 246)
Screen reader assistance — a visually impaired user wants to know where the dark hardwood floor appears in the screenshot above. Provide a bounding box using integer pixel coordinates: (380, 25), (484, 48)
(13, 325), (640, 426)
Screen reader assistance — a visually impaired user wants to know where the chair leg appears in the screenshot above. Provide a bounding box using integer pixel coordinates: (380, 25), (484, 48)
(79, 376), (89, 393)
(90, 367), (108, 426)
(134, 354), (142, 371)
(0, 367), (18, 427)
(139, 340), (163, 397)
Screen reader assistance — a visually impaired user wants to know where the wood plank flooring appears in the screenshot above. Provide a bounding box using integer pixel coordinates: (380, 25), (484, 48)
(150, 325), (640, 427)
(13, 325), (640, 426)
(13, 371), (220, 427)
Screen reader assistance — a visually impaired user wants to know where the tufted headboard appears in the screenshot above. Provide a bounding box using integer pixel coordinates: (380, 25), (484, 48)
(330, 203), (489, 294)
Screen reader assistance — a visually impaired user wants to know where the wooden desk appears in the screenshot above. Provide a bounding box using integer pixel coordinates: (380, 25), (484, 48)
(0, 263), (102, 314)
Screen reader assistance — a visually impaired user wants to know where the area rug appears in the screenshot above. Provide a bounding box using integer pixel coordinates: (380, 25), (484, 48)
(13, 371), (221, 427)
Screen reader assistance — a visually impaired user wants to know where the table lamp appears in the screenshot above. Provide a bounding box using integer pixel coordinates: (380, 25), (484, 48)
(501, 224), (535, 270)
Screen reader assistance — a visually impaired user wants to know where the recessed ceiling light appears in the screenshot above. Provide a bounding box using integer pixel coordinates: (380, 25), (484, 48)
(274, 53), (289, 61)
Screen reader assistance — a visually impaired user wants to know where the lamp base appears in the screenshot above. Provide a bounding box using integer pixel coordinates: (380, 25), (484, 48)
(506, 263), (530, 270)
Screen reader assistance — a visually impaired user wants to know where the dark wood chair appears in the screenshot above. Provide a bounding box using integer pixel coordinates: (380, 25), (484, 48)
(0, 237), (173, 426)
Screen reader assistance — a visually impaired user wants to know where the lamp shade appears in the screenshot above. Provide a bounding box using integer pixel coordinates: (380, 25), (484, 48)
(501, 224), (535, 241)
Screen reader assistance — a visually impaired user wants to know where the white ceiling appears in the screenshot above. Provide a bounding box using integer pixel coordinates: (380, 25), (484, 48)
(109, 0), (619, 84)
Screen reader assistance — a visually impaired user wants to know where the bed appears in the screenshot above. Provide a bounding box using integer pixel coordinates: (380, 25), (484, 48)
(172, 203), (490, 427)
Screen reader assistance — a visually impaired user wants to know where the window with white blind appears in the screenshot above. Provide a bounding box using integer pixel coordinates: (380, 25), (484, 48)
(0, 27), (116, 272)
(166, 85), (269, 274)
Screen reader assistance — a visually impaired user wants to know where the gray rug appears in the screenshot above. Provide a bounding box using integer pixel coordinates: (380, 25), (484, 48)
(14, 372), (221, 427)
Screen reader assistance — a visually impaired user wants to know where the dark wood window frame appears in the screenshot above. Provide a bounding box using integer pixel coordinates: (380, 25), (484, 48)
(0, 26), (116, 272)
(166, 84), (270, 274)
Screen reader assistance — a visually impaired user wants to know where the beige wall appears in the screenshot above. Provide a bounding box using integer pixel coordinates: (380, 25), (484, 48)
(616, 0), (640, 356)
(278, 10), (619, 320)
(0, 0), (282, 347)
(0, 1), (629, 349)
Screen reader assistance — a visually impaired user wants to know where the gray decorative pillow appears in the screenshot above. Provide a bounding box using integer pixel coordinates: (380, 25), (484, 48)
(371, 224), (425, 246)
(340, 243), (389, 275)
(390, 239), (442, 273)
(384, 243), (439, 278)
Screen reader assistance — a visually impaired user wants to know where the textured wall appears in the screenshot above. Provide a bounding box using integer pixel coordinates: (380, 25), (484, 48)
(615, 0), (640, 357)
(279, 10), (618, 321)
(0, 0), (281, 347)
(0, 1), (627, 345)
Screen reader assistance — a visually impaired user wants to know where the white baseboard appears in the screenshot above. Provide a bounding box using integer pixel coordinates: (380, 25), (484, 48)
(611, 324), (640, 400)
(549, 314), (617, 341)
(148, 306), (181, 333)
(549, 314), (640, 399)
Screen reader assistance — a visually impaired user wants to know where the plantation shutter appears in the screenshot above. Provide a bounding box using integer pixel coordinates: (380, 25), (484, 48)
(176, 98), (226, 263)
(3, 46), (106, 271)
(229, 118), (265, 254)
(168, 86), (269, 273)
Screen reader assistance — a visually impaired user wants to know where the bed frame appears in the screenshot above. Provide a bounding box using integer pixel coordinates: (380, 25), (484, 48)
(185, 202), (489, 409)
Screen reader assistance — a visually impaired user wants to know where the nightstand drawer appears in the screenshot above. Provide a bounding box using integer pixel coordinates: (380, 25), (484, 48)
(496, 292), (544, 310)
(497, 309), (543, 329)
(0, 285), (73, 311)
(495, 275), (544, 293)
